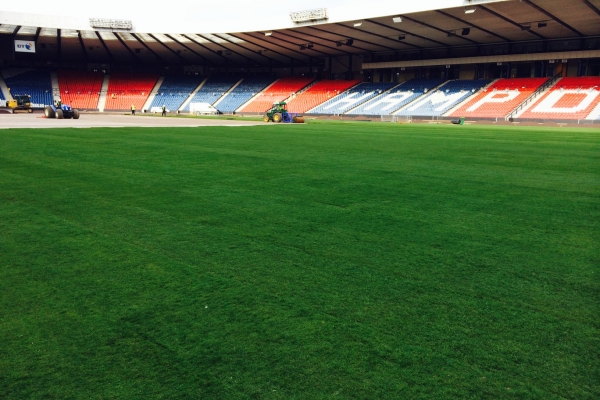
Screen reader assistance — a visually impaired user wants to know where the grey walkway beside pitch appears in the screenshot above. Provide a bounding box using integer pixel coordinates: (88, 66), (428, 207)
(0, 113), (266, 129)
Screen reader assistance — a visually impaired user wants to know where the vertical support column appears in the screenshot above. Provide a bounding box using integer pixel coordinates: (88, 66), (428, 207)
(348, 54), (353, 80)
(57, 29), (62, 68)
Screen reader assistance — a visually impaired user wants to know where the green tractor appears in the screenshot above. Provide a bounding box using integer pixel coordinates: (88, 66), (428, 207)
(263, 102), (304, 123)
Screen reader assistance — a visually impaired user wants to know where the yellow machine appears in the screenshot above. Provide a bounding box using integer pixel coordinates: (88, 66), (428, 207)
(7, 95), (33, 113)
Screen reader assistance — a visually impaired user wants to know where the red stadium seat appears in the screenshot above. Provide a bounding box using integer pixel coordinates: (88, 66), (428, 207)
(57, 71), (104, 109)
(450, 78), (547, 118)
(519, 77), (600, 120)
(285, 80), (361, 113)
(103, 72), (159, 111)
(239, 77), (314, 113)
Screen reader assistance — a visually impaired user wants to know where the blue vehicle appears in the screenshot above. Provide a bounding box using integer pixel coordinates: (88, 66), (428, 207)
(44, 103), (80, 119)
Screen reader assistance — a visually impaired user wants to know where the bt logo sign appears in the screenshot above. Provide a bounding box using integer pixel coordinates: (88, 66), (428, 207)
(15, 40), (35, 53)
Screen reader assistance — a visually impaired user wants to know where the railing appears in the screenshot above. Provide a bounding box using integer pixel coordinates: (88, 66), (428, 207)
(505, 72), (562, 121)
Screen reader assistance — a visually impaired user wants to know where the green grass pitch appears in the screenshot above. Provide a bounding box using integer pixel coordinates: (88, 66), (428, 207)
(1, 122), (598, 399)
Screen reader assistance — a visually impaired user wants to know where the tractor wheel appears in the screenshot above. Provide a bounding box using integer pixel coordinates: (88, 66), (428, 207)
(28, 108), (33, 113)
(263, 114), (270, 122)
(44, 106), (55, 119)
(293, 116), (305, 123)
(56, 109), (64, 119)
(273, 113), (283, 123)
(73, 109), (80, 119)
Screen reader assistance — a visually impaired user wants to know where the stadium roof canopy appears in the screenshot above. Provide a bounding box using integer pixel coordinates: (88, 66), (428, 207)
(1, 0), (599, 68)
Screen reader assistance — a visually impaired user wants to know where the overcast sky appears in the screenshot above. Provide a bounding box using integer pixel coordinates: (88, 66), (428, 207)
(0, 1), (489, 32)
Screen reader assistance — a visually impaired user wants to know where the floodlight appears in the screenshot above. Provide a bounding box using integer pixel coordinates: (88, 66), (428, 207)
(336, 41), (343, 47)
(265, 32), (272, 36)
(392, 16), (402, 23)
(346, 39), (354, 46)
(465, 7), (476, 14)
(354, 21), (362, 27)
(521, 24), (531, 31)
(307, 43), (314, 49)
(447, 31), (456, 37)
(461, 28), (471, 36)
(300, 45), (306, 50)
(398, 35), (406, 40)
(538, 22), (547, 28)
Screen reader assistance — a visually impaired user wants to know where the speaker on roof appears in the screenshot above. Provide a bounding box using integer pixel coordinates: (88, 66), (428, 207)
(346, 39), (354, 46)
(461, 28), (470, 36)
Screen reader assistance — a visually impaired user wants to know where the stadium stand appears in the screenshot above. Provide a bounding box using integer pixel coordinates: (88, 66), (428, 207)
(286, 80), (361, 113)
(216, 76), (276, 113)
(2, 68), (53, 107)
(395, 80), (490, 117)
(449, 78), (547, 119)
(104, 72), (159, 111)
(149, 75), (202, 112)
(57, 70), (104, 109)
(238, 76), (314, 113)
(347, 79), (445, 115)
(519, 77), (600, 120)
(181, 76), (240, 111)
(307, 82), (396, 114)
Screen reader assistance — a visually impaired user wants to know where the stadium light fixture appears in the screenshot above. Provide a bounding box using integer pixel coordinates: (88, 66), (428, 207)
(461, 28), (471, 36)
(521, 24), (531, 31)
(398, 35), (406, 40)
(300, 45), (306, 50)
(264, 32), (272, 36)
(307, 43), (314, 49)
(354, 21), (363, 27)
(447, 31), (456, 37)
(346, 39), (354, 46)
(538, 22), (547, 28)
(392, 16), (402, 23)
(336, 41), (343, 47)
(465, 7), (476, 14)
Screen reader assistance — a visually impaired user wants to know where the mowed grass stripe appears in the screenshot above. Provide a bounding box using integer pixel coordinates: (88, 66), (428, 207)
(0, 124), (598, 399)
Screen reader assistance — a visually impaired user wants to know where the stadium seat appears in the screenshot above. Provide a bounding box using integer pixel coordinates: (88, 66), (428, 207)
(308, 82), (397, 114)
(104, 72), (159, 111)
(449, 78), (547, 119)
(57, 70), (104, 109)
(348, 79), (446, 115)
(149, 75), (203, 112)
(181, 76), (240, 112)
(519, 77), (600, 120)
(3, 68), (53, 107)
(216, 76), (276, 113)
(239, 76), (314, 113)
(395, 80), (490, 117)
(286, 80), (361, 113)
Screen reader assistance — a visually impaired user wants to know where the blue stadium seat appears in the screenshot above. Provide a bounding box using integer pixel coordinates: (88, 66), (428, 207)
(3, 69), (53, 107)
(395, 80), (490, 116)
(149, 75), (203, 112)
(347, 79), (445, 115)
(216, 76), (276, 113)
(308, 82), (397, 114)
(182, 77), (241, 111)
